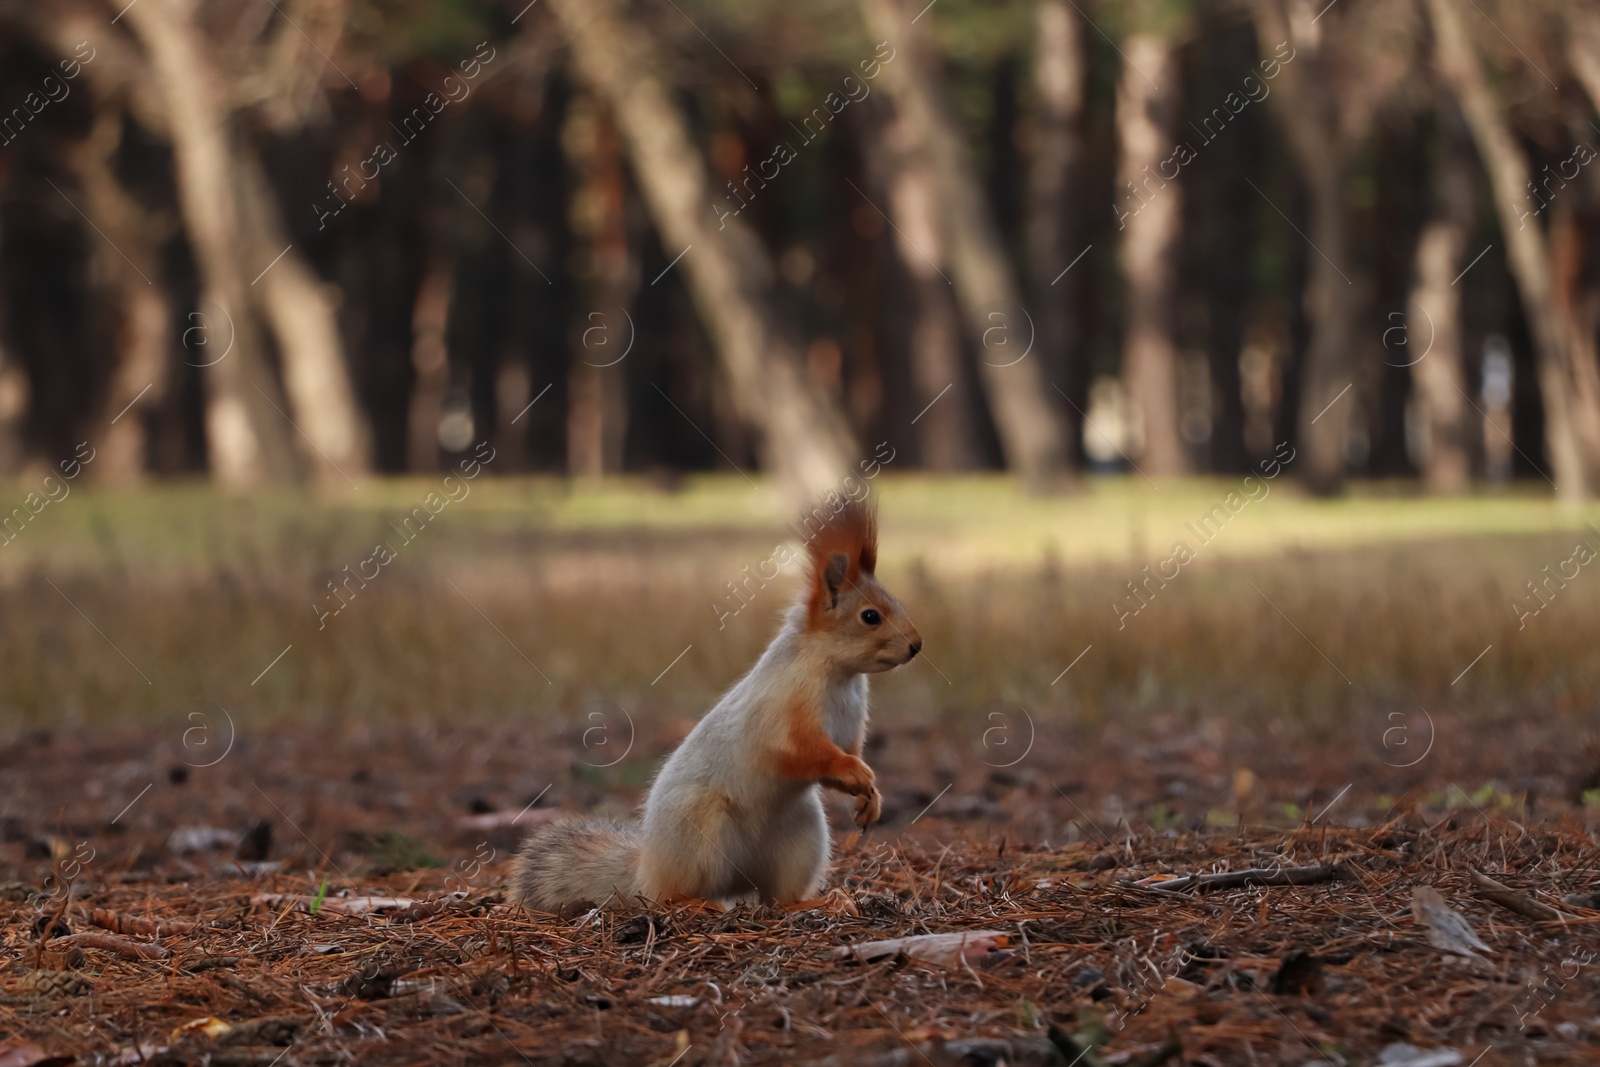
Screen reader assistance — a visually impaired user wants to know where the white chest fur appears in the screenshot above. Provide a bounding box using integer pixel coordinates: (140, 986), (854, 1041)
(821, 674), (870, 751)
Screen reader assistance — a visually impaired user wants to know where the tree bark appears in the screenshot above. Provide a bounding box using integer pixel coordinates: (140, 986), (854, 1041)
(1550, 10), (1600, 490)
(120, 0), (298, 487)
(564, 93), (632, 479)
(1567, 10), (1600, 120)
(1026, 0), (1085, 469)
(407, 263), (453, 473)
(14, 0), (174, 476)
(494, 359), (532, 470)
(544, 0), (858, 504)
(70, 107), (171, 483)
(1115, 33), (1187, 478)
(1248, 1), (1358, 496)
(0, 336), (24, 476)
(1548, 198), (1600, 479)
(1427, 0), (1596, 500)
(856, 0), (1073, 487)
(869, 98), (979, 469)
(1404, 102), (1476, 494)
(1190, 17), (1259, 474)
(236, 157), (372, 489)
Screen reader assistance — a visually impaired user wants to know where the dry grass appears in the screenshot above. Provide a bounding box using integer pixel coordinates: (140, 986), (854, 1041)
(2, 474), (1598, 727)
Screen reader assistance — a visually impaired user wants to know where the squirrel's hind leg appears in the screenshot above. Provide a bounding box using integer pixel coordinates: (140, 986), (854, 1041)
(638, 786), (748, 900)
(755, 790), (831, 904)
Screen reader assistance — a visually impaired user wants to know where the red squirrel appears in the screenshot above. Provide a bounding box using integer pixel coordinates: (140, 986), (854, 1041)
(509, 498), (920, 910)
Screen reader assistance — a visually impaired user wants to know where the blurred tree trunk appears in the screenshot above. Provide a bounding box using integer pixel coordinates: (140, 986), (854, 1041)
(1428, 0), (1598, 501)
(237, 158), (372, 489)
(408, 263), (453, 472)
(1249, 1), (1356, 496)
(870, 100), (978, 469)
(857, 0), (1073, 488)
(1191, 18), (1257, 474)
(1026, 0), (1085, 467)
(564, 93), (631, 479)
(1549, 198), (1600, 480)
(23, 1), (173, 476)
(1548, 12), (1600, 492)
(1568, 10), (1600, 117)
(1404, 103), (1475, 494)
(495, 359), (533, 470)
(0, 335), (24, 474)
(1115, 33), (1186, 477)
(70, 108), (171, 483)
(121, 0), (298, 487)
(545, 0), (858, 503)
(123, 0), (370, 490)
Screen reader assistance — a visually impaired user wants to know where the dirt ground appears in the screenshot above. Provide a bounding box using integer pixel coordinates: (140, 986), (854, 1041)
(3, 712), (1599, 1067)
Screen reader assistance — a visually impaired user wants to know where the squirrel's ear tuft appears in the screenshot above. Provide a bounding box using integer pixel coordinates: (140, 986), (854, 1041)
(802, 497), (878, 625)
(802, 497), (877, 576)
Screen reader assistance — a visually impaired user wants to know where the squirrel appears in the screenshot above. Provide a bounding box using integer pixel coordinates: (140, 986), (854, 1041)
(509, 497), (921, 911)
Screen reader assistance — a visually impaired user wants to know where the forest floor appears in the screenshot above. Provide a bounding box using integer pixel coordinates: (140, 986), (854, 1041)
(1, 476), (1599, 1064)
(3, 716), (1599, 1066)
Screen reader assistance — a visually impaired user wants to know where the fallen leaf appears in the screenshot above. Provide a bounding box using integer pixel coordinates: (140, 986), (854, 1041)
(0, 1044), (72, 1067)
(1412, 886), (1491, 956)
(251, 892), (464, 916)
(100, 1043), (168, 1067)
(167, 827), (236, 853)
(647, 994), (700, 1008)
(1159, 976), (1202, 998)
(170, 1017), (232, 1042)
(1377, 1042), (1466, 1067)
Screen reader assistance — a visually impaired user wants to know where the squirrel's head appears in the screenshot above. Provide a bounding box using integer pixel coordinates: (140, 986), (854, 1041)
(801, 497), (921, 674)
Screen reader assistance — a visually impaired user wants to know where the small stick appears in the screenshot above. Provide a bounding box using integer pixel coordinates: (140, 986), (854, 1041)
(1470, 870), (1576, 922)
(1133, 864), (1339, 894)
(52, 932), (172, 961)
(33, 836), (78, 968)
(90, 908), (199, 936)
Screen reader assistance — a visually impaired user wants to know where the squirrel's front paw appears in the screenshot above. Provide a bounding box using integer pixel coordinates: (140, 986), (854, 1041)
(824, 760), (875, 799)
(854, 785), (882, 829)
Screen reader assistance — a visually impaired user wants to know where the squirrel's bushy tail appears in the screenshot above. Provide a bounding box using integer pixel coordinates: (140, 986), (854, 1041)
(508, 817), (642, 912)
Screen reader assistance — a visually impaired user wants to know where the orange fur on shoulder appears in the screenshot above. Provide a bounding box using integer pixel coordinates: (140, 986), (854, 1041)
(771, 697), (862, 781)
(801, 497), (878, 625)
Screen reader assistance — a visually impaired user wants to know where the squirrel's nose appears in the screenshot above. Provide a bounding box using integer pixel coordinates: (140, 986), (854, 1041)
(907, 639), (922, 659)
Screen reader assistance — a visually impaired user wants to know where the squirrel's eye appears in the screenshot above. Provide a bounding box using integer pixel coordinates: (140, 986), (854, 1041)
(860, 608), (882, 626)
